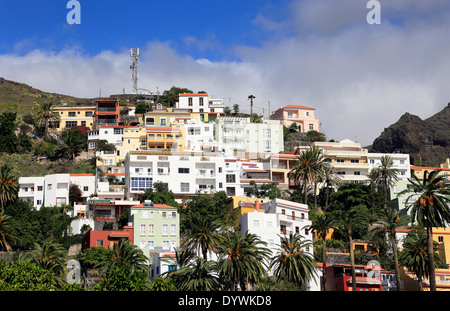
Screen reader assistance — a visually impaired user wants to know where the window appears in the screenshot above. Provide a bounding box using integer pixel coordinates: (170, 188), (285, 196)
(263, 129), (271, 138)
(264, 140), (271, 150)
(81, 121), (86, 127)
(351, 159), (360, 163)
(56, 197), (66, 207)
(83, 186), (88, 191)
(219, 182), (223, 188)
(354, 171), (361, 175)
(148, 224), (154, 235)
(226, 174), (236, 183)
(47, 184), (53, 190)
(85, 111), (93, 117)
(188, 98), (193, 106)
(148, 241), (154, 249)
(171, 224), (176, 235)
(253, 220), (260, 227)
(140, 224), (146, 235)
(160, 118), (167, 126)
(163, 241), (169, 250)
(97, 240), (103, 246)
(180, 182), (190, 192)
(114, 128), (123, 135)
(309, 124), (314, 131)
(37, 186), (43, 191)
(178, 168), (190, 174)
(68, 112), (76, 117)
(336, 159), (345, 163)
(199, 97), (204, 106)
(65, 121), (77, 128)
(439, 236), (444, 243)
(130, 177), (153, 191)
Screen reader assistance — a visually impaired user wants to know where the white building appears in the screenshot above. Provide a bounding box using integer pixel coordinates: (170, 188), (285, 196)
(87, 125), (142, 151)
(18, 173), (96, 210)
(215, 116), (284, 156)
(176, 93), (225, 114)
(180, 118), (216, 152)
(367, 152), (411, 180)
(125, 150), (228, 201)
(240, 198), (313, 277)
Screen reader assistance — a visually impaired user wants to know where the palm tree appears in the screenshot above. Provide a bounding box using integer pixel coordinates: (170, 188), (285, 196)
(339, 205), (370, 291)
(399, 169), (450, 291)
(30, 240), (68, 276)
(370, 207), (410, 291)
(177, 257), (220, 291)
(320, 164), (340, 210)
(307, 210), (337, 291)
(289, 146), (327, 205)
(98, 238), (148, 274)
(33, 101), (61, 138)
(270, 233), (317, 289)
(400, 229), (442, 291)
(0, 213), (17, 252)
(375, 155), (400, 208)
(401, 230), (429, 291)
(183, 215), (225, 260)
(0, 165), (18, 213)
(248, 95), (255, 116)
(217, 231), (271, 291)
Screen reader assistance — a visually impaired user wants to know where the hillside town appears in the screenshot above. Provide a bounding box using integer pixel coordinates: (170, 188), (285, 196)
(1, 90), (450, 293)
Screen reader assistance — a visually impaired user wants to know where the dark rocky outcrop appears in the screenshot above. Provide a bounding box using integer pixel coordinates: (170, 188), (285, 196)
(370, 103), (450, 167)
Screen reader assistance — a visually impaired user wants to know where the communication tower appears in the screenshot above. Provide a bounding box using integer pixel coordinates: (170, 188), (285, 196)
(130, 48), (139, 94)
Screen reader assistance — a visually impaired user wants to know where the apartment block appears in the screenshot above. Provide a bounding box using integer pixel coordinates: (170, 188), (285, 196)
(125, 150), (227, 201)
(18, 173), (96, 209)
(176, 93), (225, 115)
(215, 116), (284, 156)
(270, 105), (320, 133)
(240, 198), (312, 275)
(312, 139), (370, 185)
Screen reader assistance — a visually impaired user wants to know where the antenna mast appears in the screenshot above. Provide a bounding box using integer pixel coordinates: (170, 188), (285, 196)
(130, 48), (139, 94)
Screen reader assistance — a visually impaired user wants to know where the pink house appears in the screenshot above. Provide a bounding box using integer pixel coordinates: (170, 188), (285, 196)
(269, 105), (320, 133)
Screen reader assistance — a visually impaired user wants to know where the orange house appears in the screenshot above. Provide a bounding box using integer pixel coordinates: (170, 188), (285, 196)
(82, 226), (134, 250)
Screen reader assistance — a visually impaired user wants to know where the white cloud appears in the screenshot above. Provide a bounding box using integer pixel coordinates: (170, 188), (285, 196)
(1, 0), (449, 147)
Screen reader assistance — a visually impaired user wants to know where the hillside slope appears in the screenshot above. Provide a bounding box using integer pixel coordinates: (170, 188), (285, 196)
(0, 77), (92, 114)
(370, 103), (450, 167)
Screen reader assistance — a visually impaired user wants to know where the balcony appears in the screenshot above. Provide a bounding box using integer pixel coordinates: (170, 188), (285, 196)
(97, 107), (118, 112)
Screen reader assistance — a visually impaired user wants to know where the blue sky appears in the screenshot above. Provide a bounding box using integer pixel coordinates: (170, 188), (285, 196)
(0, 0), (288, 60)
(1, 0), (450, 146)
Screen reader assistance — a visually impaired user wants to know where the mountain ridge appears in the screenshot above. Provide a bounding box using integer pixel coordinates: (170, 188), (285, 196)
(370, 103), (450, 167)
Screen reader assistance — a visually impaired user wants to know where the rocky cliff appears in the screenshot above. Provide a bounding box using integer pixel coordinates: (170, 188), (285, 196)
(370, 103), (450, 167)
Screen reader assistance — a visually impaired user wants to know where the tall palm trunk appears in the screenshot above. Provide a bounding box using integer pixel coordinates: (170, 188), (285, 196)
(390, 228), (402, 291)
(417, 271), (423, 291)
(322, 236), (327, 291)
(348, 231), (357, 291)
(426, 224), (436, 291)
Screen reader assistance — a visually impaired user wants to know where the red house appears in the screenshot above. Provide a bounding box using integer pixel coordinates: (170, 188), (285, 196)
(325, 263), (383, 291)
(95, 98), (120, 127)
(82, 226), (134, 250)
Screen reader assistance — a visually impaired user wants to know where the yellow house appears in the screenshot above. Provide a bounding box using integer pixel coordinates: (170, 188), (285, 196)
(96, 126), (147, 167)
(51, 106), (96, 132)
(410, 165), (450, 180)
(146, 126), (183, 151)
(433, 227), (450, 269)
(225, 196), (271, 215)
